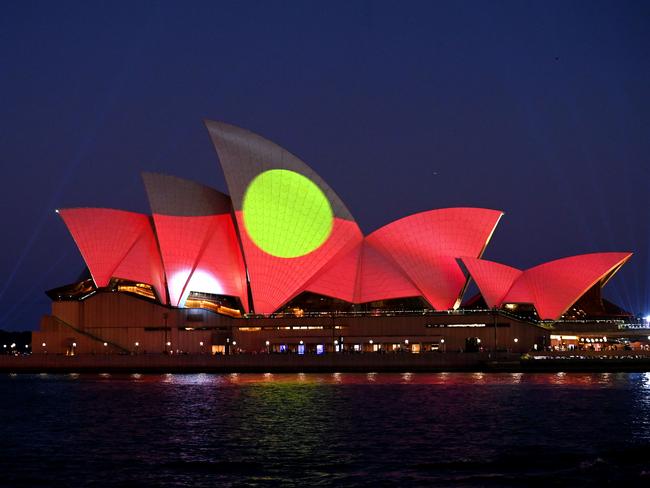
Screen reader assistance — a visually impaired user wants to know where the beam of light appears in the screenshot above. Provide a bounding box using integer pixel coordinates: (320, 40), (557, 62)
(167, 269), (192, 307)
(0, 248), (71, 329)
(180, 269), (224, 307)
(515, 94), (638, 315)
(0, 14), (156, 306)
(168, 269), (224, 308)
(0, 101), (113, 304)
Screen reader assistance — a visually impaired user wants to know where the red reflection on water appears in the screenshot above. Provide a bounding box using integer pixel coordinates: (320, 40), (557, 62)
(91, 372), (623, 387)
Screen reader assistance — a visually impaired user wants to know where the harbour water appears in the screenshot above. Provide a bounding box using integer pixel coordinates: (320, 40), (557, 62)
(2, 372), (650, 486)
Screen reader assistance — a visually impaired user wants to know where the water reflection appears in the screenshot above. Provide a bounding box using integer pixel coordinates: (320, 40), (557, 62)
(96, 371), (650, 387)
(2, 372), (650, 486)
(471, 372), (485, 383)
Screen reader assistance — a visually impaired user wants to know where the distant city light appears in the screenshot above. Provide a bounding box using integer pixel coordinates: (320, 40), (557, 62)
(103, 342), (108, 347)
(42, 342), (46, 347)
(199, 341), (204, 346)
(134, 342), (139, 347)
(514, 338), (519, 343)
(72, 342), (77, 347)
(166, 341), (172, 346)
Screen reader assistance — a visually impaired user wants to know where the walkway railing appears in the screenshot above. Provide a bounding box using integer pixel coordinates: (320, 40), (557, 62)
(51, 316), (131, 354)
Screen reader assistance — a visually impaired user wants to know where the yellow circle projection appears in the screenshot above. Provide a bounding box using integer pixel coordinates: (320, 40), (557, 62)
(242, 169), (334, 258)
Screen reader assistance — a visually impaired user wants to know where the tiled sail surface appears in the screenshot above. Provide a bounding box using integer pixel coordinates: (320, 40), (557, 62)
(306, 240), (421, 303)
(142, 173), (248, 309)
(305, 242), (362, 303)
(366, 208), (503, 310)
(460, 257), (522, 308)
(58, 208), (167, 302)
(205, 120), (362, 313)
(503, 252), (632, 320)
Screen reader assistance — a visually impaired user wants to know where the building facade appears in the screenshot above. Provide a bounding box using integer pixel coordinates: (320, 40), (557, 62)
(34, 120), (633, 355)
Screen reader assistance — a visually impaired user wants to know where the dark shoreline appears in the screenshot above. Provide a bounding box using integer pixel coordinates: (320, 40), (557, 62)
(3, 352), (650, 374)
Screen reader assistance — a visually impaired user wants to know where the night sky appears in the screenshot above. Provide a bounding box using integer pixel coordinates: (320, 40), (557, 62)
(1, 0), (649, 330)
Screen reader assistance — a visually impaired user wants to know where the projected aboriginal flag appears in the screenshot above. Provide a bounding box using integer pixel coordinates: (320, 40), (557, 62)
(56, 120), (632, 321)
(206, 120), (362, 314)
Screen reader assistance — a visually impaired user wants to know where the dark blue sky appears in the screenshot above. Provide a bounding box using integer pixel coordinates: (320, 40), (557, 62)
(1, 0), (649, 330)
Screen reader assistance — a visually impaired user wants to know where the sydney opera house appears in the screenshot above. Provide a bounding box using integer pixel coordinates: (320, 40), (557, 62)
(33, 121), (633, 356)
